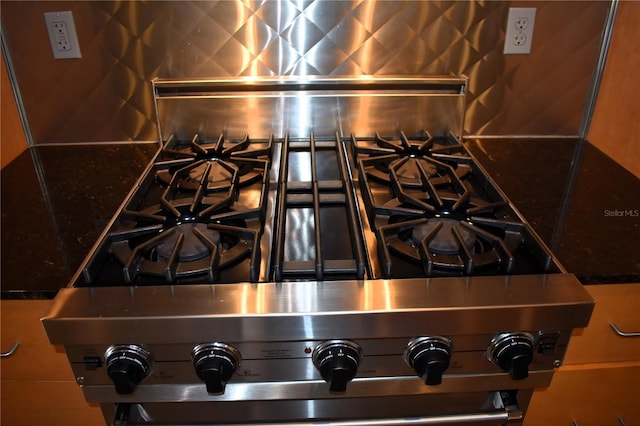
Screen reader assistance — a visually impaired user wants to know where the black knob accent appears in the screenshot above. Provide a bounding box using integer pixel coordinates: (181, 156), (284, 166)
(487, 332), (535, 380)
(404, 336), (452, 386)
(104, 345), (153, 395)
(312, 340), (363, 392)
(192, 343), (241, 394)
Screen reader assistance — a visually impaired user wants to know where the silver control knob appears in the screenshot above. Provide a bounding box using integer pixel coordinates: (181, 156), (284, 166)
(487, 332), (535, 380)
(104, 344), (153, 395)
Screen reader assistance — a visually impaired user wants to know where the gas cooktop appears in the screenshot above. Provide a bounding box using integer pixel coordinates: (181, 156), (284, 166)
(77, 130), (559, 288)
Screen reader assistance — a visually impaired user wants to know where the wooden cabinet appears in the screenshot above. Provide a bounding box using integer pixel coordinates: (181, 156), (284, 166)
(526, 364), (640, 426)
(563, 284), (640, 365)
(0, 300), (104, 426)
(525, 284), (640, 425)
(588, 1), (640, 179)
(1, 51), (28, 169)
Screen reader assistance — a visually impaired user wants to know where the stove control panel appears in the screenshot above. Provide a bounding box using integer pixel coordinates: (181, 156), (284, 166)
(486, 332), (535, 380)
(312, 340), (363, 392)
(192, 342), (242, 394)
(404, 336), (452, 386)
(104, 344), (153, 395)
(67, 328), (568, 397)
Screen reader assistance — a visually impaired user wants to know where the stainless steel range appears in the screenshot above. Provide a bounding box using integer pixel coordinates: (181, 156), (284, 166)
(42, 77), (594, 425)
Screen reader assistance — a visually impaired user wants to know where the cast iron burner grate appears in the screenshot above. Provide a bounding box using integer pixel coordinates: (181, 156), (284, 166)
(88, 133), (272, 285)
(353, 131), (531, 278)
(109, 211), (261, 283)
(377, 212), (524, 277)
(271, 133), (366, 281)
(156, 133), (270, 191)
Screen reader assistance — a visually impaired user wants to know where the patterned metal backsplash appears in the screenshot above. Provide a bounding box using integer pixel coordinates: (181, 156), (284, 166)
(1, 1), (610, 143)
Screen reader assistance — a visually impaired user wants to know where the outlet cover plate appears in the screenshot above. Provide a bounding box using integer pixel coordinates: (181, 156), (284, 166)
(44, 11), (82, 59)
(504, 7), (536, 55)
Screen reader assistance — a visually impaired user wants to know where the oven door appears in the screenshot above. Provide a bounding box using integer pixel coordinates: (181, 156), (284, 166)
(107, 390), (527, 426)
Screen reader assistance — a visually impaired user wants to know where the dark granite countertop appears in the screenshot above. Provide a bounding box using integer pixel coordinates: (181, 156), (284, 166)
(1, 143), (158, 298)
(1, 139), (639, 299)
(465, 138), (640, 284)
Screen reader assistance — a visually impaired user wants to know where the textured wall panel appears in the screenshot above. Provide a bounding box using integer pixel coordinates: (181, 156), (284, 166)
(1, 1), (609, 143)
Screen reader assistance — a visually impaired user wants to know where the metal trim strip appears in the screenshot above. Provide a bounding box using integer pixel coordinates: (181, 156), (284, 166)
(153, 76), (468, 95)
(580, 0), (620, 138)
(42, 274), (594, 345)
(81, 371), (553, 403)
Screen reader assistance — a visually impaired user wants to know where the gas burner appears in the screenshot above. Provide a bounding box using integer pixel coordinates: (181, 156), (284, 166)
(155, 223), (220, 262)
(358, 158), (472, 225)
(108, 199), (263, 283)
(361, 144), (471, 186)
(411, 218), (476, 255)
(184, 161), (235, 189)
(389, 157), (439, 180)
(109, 221), (260, 283)
(374, 131), (435, 155)
(156, 134), (272, 190)
(105, 190), (265, 284)
(151, 134), (272, 221)
(353, 131), (471, 178)
(372, 194), (526, 277)
(378, 214), (522, 277)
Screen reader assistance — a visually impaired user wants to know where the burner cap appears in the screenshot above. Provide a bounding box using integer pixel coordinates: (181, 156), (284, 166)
(156, 223), (220, 261)
(412, 218), (476, 255)
(392, 158), (438, 180)
(188, 161), (233, 185)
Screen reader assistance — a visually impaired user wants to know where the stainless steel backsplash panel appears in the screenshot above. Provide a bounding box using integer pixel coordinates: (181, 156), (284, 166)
(153, 77), (467, 139)
(1, 1), (610, 143)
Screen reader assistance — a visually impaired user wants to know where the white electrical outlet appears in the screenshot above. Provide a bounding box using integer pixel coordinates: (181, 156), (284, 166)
(44, 11), (82, 59)
(504, 7), (536, 55)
